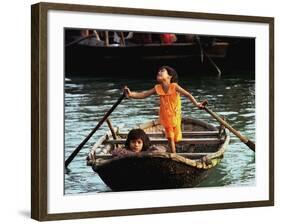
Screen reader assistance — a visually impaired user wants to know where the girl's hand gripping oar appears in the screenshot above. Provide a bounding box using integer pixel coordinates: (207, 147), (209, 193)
(65, 93), (126, 168)
(201, 100), (255, 152)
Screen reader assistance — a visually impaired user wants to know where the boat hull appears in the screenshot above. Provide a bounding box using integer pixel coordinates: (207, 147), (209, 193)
(65, 43), (228, 77)
(93, 155), (213, 191)
(89, 117), (229, 191)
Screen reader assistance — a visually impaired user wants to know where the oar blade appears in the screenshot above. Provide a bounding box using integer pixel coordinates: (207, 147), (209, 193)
(202, 102), (255, 153)
(246, 139), (255, 152)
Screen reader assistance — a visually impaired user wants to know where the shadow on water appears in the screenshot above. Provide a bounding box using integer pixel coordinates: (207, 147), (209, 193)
(64, 73), (255, 194)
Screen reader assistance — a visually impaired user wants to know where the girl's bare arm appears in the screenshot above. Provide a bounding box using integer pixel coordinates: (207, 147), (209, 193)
(124, 86), (156, 99)
(175, 84), (204, 109)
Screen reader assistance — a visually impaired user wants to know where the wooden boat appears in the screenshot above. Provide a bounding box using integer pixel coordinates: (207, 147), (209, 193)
(87, 117), (230, 191)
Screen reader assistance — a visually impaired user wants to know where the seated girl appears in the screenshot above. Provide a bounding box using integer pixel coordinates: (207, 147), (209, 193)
(112, 129), (167, 157)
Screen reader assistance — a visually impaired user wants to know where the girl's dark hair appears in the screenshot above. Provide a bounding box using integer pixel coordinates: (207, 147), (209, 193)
(125, 129), (151, 151)
(158, 65), (179, 83)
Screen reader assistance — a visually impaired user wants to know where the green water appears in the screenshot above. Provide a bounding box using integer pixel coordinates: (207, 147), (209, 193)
(64, 74), (255, 194)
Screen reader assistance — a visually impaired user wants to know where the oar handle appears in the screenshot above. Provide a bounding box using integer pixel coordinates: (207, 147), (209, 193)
(201, 100), (255, 152)
(65, 93), (126, 168)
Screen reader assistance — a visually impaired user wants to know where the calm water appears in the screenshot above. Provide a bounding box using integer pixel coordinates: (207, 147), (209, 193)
(64, 74), (255, 194)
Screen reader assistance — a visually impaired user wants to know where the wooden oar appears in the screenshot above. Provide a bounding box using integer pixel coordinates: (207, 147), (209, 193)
(195, 35), (222, 77)
(65, 93), (126, 168)
(195, 35), (204, 63)
(202, 100), (255, 152)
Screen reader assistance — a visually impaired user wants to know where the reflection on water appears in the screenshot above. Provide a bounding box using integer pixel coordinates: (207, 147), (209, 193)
(64, 74), (255, 194)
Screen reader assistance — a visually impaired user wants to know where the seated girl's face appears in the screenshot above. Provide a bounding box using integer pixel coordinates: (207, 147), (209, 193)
(129, 138), (143, 153)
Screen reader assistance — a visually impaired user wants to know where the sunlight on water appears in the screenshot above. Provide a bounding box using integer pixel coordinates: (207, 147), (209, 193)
(64, 75), (255, 194)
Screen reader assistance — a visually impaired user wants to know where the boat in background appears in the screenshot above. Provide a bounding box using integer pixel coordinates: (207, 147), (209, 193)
(65, 30), (232, 77)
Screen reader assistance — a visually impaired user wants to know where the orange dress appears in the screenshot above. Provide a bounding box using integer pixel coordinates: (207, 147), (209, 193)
(154, 83), (182, 142)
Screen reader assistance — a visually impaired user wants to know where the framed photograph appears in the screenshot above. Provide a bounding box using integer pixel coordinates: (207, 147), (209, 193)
(31, 2), (274, 221)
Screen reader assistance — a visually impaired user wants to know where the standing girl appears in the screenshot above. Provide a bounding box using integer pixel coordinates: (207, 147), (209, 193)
(124, 66), (204, 153)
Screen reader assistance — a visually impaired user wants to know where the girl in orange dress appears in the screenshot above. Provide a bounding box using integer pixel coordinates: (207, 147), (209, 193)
(124, 66), (204, 153)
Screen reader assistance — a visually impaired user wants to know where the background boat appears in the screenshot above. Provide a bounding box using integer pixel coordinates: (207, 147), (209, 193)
(64, 29), (251, 77)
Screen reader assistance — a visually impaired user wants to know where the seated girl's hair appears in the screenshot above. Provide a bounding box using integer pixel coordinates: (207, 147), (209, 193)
(158, 65), (179, 83)
(125, 129), (151, 151)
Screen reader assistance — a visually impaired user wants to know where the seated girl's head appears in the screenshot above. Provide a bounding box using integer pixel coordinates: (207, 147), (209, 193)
(125, 129), (151, 152)
(156, 65), (178, 83)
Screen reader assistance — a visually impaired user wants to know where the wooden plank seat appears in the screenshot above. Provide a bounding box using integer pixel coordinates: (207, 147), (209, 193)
(118, 131), (219, 138)
(105, 138), (222, 145)
(94, 152), (214, 159)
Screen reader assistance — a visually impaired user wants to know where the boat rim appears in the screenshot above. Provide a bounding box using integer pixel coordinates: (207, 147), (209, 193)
(88, 117), (230, 170)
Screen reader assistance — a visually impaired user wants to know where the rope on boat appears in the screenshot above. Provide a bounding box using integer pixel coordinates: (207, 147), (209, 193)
(89, 150), (226, 170)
